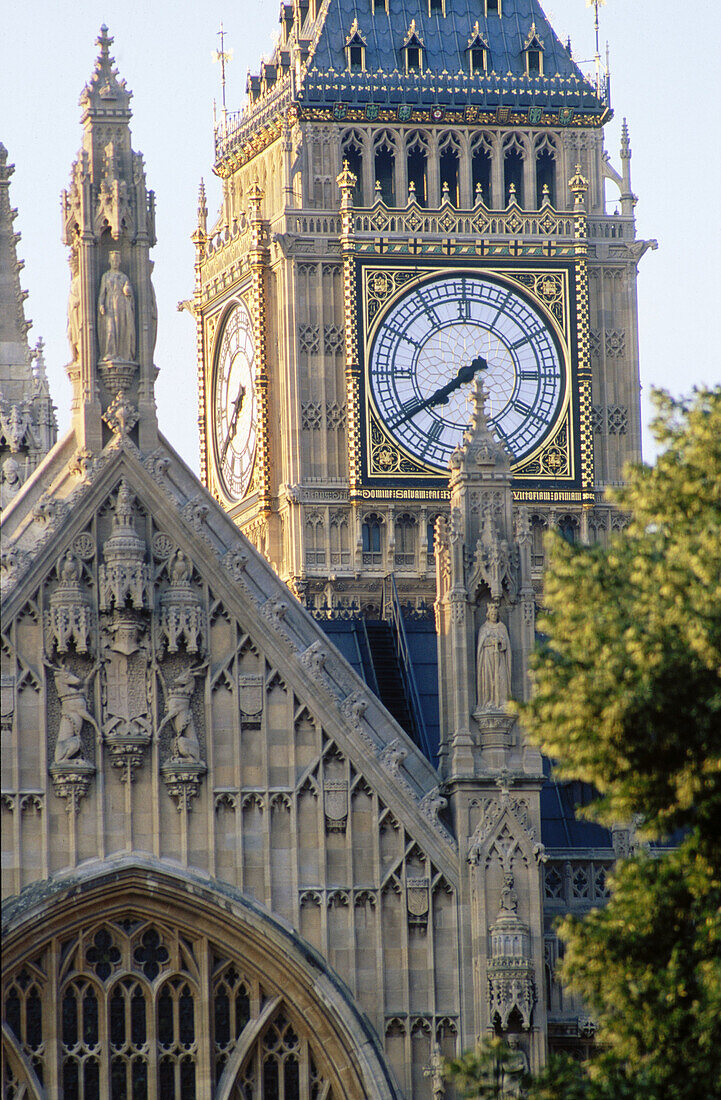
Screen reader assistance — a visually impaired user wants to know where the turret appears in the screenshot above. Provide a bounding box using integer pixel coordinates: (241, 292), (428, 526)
(61, 26), (158, 454)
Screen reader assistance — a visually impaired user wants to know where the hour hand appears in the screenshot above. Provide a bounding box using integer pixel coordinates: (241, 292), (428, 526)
(389, 357), (487, 429)
(220, 384), (246, 463)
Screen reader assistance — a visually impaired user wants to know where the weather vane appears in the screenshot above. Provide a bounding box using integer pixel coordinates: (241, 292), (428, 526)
(213, 22), (233, 129)
(586, 0), (606, 97)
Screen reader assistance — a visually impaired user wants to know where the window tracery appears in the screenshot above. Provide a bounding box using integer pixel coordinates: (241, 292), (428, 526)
(3, 918), (336, 1100)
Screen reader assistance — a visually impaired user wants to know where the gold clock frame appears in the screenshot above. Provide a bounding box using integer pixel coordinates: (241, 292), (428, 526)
(346, 257), (594, 504)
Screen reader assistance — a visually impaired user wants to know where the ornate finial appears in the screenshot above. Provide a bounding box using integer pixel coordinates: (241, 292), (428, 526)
(568, 163), (589, 205)
(247, 180), (264, 205)
(337, 160), (357, 196)
(541, 182), (550, 205)
(81, 25), (132, 117)
(620, 117), (631, 159)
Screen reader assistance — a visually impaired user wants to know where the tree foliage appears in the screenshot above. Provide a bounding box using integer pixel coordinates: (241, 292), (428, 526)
(515, 388), (721, 1098)
(523, 387), (721, 847)
(443, 1037), (526, 1098)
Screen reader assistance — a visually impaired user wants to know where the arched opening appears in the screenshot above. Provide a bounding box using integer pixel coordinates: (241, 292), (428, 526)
(471, 138), (492, 205)
(439, 134), (460, 206)
(362, 513), (384, 565)
(1, 864), (400, 1100)
(535, 146), (556, 208)
(394, 513), (417, 568)
(557, 514), (579, 544)
(503, 141), (524, 206)
(374, 136), (396, 206)
(406, 133), (429, 206)
(341, 131), (364, 205)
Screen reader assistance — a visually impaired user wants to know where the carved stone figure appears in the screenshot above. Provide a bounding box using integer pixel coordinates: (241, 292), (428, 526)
(476, 603), (512, 709)
(67, 252), (81, 362)
(51, 663), (100, 763)
(159, 665), (206, 762)
(1, 456), (22, 508)
(98, 251), (135, 361)
(499, 872), (519, 914)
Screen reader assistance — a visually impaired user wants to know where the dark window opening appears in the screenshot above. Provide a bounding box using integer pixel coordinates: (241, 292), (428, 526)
(362, 517), (383, 564)
(342, 141), (364, 204)
(472, 146), (491, 204)
(558, 517), (577, 544)
(439, 145), (459, 206)
(373, 0), (386, 12)
(470, 47), (486, 74)
(429, 0), (443, 13)
(487, 0), (499, 12)
(349, 44), (363, 71)
(406, 46), (421, 73)
(536, 149), (556, 207)
(504, 148), (524, 206)
(407, 144), (428, 206)
(374, 145), (395, 205)
(527, 49), (541, 76)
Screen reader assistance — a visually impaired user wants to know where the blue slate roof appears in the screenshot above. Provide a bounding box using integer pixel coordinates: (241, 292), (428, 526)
(310, 0), (582, 82)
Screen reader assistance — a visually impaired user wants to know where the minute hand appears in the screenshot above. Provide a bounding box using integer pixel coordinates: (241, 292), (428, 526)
(389, 356), (487, 430)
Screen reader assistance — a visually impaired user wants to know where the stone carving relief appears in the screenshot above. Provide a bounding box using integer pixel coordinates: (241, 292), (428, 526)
(323, 779), (348, 832)
(48, 661), (99, 812)
(159, 662), (208, 811)
(99, 482), (151, 612)
(1, 456), (22, 508)
(487, 870), (536, 1030)
(406, 877), (430, 928)
(468, 508), (518, 604)
(45, 551), (94, 656)
(158, 551), (205, 655)
(100, 612), (152, 781)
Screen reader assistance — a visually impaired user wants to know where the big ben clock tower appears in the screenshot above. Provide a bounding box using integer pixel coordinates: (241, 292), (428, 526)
(194, 0), (655, 613)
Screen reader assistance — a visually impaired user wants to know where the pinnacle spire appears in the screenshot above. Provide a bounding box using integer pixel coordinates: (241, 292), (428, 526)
(0, 144), (57, 500)
(79, 25), (132, 122)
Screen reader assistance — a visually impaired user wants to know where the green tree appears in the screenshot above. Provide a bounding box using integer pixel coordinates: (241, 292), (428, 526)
(518, 387), (721, 1099)
(443, 1036), (526, 1098)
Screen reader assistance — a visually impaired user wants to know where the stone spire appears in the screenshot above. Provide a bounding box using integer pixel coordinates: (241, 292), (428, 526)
(434, 378), (538, 778)
(0, 143), (57, 506)
(61, 25), (158, 454)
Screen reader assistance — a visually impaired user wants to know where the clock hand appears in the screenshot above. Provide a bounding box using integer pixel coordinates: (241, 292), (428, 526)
(389, 356), (487, 430)
(220, 384), (246, 464)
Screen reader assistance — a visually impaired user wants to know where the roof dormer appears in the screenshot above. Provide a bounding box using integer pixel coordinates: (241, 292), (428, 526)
(523, 23), (545, 76)
(344, 19), (367, 72)
(467, 23), (490, 75)
(402, 20), (424, 74)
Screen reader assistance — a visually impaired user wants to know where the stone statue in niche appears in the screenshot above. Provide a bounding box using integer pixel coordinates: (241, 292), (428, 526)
(158, 664), (206, 763)
(499, 871), (519, 915)
(50, 662), (100, 764)
(1, 457), (22, 508)
(98, 251), (135, 362)
(476, 603), (512, 709)
(67, 251), (81, 362)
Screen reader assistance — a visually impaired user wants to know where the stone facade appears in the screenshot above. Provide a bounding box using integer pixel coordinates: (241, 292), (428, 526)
(2, 13), (649, 1099)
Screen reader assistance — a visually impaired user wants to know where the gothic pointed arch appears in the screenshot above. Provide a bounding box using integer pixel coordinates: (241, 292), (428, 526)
(2, 860), (402, 1100)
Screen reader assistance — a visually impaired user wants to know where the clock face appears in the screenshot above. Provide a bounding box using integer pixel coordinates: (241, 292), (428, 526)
(368, 273), (565, 471)
(212, 300), (257, 501)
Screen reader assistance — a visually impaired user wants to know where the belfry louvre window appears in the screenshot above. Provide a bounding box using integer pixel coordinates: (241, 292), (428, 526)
(2, 918), (336, 1099)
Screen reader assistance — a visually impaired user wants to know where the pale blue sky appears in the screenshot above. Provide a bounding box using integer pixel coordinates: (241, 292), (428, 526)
(2, 0), (720, 469)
